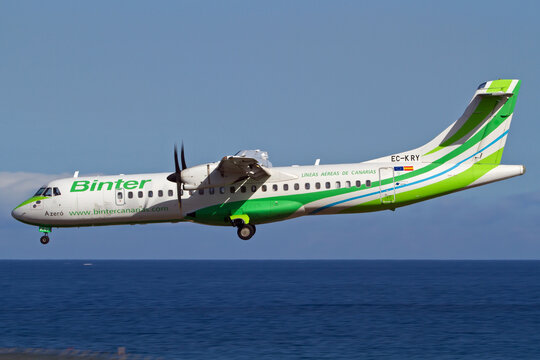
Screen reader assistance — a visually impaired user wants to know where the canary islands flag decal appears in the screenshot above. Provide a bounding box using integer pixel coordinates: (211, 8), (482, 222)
(394, 166), (414, 171)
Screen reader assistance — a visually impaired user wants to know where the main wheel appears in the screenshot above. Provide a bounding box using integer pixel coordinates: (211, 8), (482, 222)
(40, 235), (50, 245)
(237, 224), (256, 240)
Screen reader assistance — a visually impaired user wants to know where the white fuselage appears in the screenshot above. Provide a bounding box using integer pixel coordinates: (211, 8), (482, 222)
(11, 160), (524, 228)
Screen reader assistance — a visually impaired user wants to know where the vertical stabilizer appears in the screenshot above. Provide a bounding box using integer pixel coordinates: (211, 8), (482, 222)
(420, 79), (521, 164)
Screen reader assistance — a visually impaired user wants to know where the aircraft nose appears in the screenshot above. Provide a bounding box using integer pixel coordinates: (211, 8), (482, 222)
(11, 206), (24, 221)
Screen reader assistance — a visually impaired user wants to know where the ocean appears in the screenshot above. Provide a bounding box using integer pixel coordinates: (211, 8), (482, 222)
(1, 260), (539, 359)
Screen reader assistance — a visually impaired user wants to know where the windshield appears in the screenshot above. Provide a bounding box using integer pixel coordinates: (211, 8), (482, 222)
(34, 187), (46, 196)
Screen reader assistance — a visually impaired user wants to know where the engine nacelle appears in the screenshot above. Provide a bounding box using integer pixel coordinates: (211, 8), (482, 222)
(181, 163), (243, 190)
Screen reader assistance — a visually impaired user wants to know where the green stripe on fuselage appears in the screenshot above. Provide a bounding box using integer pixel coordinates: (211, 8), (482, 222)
(340, 148), (504, 213)
(14, 196), (48, 209)
(191, 147), (505, 224)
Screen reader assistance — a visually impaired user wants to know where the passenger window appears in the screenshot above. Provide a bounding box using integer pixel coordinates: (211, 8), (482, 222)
(356, 180), (361, 187)
(241, 186), (246, 193)
(325, 182), (331, 189)
(128, 191), (133, 199)
(305, 183), (310, 190)
(168, 189), (174, 197)
(262, 185), (267, 192)
(117, 192), (123, 200)
(283, 184), (289, 191)
(346, 181), (351, 188)
(366, 180), (372, 187)
(272, 184), (278, 191)
(199, 189), (204, 195)
(315, 182), (321, 189)
(336, 181), (341, 189)
(53, 187), (61, 196)
(219, 187), (225, 194)
(138, 191), (143, 198)
(148, 191), (153, 198)
(251, 185), (257, 192)
(230, 186), (235, 193)
(43, 188), (52, 197)
(209, 187), (215, 195)
(158, 190), (163, 197)
(34, 187), (46, 196)
(294, 183), (299, 190)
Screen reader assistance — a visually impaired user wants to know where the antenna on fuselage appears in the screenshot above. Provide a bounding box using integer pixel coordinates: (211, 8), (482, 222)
(73, 171), (79, 178)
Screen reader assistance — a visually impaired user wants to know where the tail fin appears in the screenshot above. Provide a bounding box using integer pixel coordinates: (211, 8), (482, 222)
(419, 79), (521, 164)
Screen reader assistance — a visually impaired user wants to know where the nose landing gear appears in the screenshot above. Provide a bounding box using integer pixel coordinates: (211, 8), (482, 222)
(38, 226), (52, 245)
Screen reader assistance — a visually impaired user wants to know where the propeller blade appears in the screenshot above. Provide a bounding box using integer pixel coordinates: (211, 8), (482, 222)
(181, 142), (187, 170)
(166, 144), (183, 215)
(167, 144), (182, 183)
(174, 144), (182, 174)
(175, 181), (183, 211)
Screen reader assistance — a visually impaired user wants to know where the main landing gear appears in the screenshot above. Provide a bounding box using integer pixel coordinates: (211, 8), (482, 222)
(38, 226), (51, 245)
(237, 223), (256, 240)
(230, 217), (256, 240)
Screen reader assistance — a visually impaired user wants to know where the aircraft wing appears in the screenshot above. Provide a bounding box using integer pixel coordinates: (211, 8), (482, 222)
(217, 150), (272, 181)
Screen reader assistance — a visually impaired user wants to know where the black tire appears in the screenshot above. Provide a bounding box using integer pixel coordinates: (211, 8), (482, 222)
(237, 224), (256, 240)
(40, 235), (49, 245)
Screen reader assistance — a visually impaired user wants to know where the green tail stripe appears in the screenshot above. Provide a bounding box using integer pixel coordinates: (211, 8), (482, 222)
(487, 79), (513, 93)
(425, 96), (500, 155)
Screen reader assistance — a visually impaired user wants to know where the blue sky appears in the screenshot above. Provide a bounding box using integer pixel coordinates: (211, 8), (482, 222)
(1, 1), (539, 259)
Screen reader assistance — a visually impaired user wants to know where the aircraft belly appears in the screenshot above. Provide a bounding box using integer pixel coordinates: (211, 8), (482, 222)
(189, 198), (305, 226)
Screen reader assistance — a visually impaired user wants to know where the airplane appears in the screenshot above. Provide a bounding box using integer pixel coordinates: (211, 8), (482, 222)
(12, 79), (525, 245)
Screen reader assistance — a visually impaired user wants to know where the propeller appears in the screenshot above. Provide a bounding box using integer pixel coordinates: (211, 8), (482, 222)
(180, 143), (187, 171)
(167, 143), (187, 213)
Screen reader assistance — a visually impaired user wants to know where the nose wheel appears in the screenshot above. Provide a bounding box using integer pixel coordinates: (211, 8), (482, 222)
(38, 226), (52, 245)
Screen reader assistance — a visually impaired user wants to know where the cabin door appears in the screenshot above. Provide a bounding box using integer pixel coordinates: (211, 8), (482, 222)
(378, 167), (395, 204)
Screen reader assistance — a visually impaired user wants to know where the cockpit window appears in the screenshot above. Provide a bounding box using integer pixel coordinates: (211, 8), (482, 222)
(43, 188), (52, 197)
(53, 187), (61, 196)
(34, 187), (46, 196)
